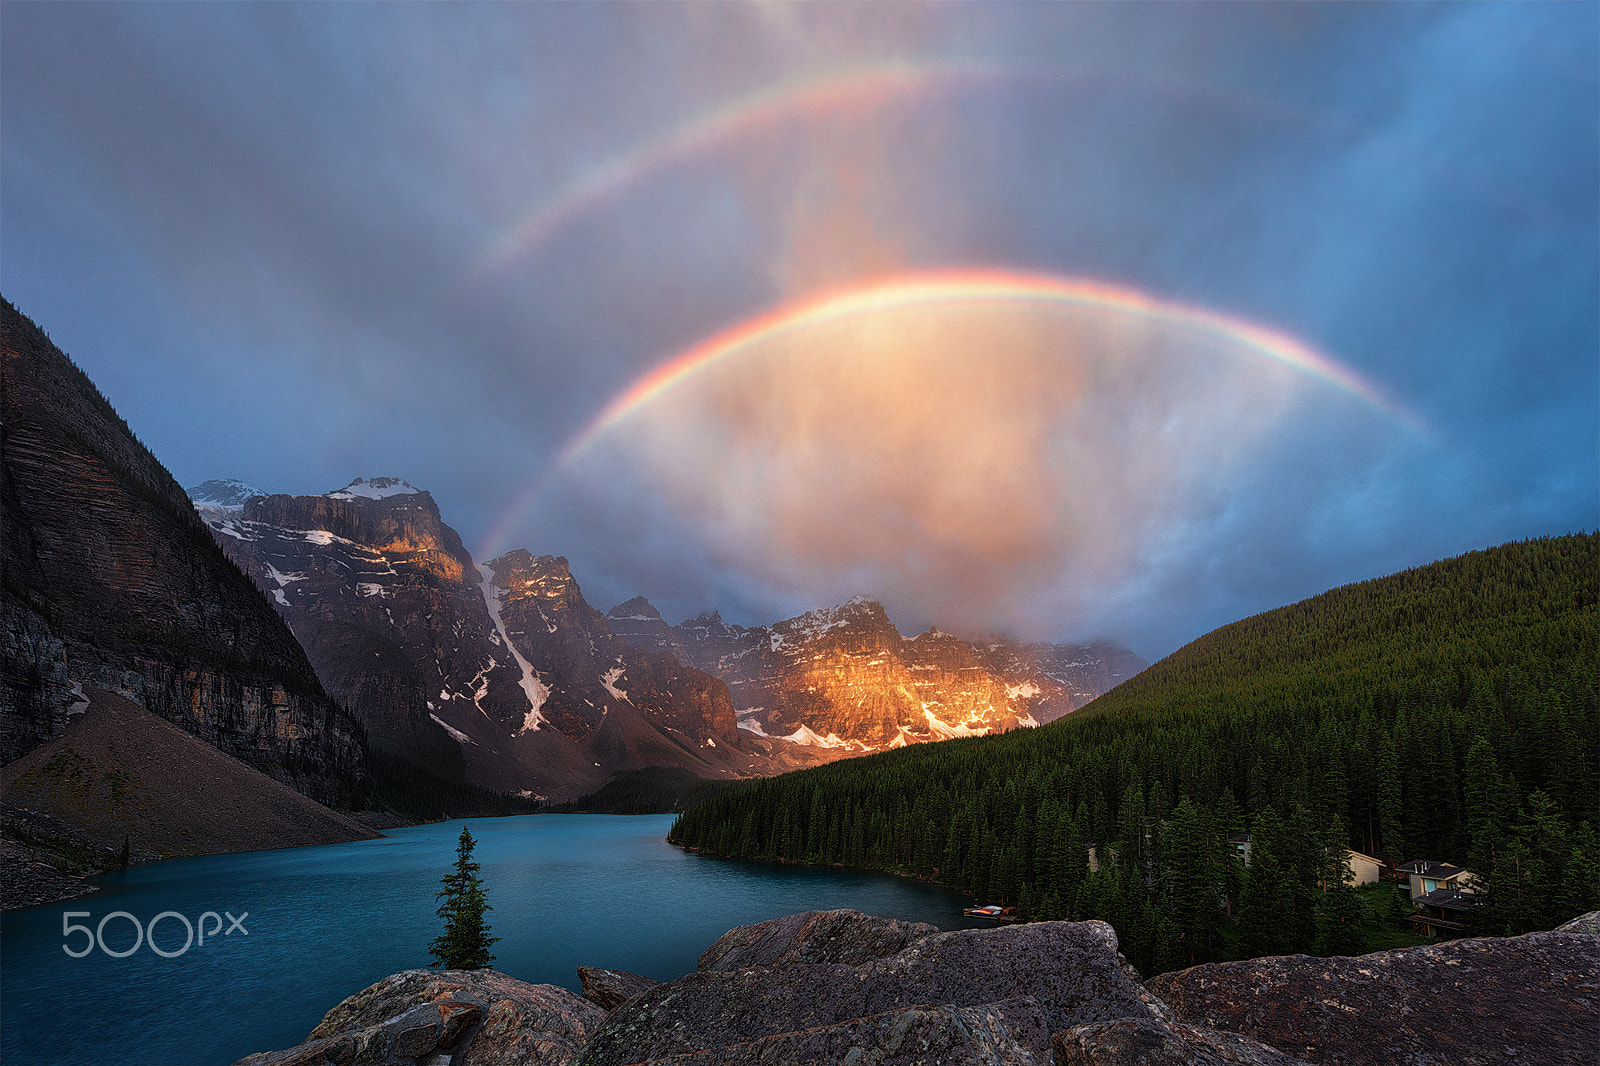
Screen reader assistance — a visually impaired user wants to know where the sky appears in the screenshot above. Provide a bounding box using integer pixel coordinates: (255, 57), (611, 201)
(3, 2), (1594, 662)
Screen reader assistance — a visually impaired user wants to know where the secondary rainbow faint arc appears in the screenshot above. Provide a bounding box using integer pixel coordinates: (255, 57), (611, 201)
(471, 62), (984, 283)
(469, 62), (1319, 286)
(558, 269), (1425, 467)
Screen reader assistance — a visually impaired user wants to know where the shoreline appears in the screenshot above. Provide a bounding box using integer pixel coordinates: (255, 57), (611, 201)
(0, 836), (104, 912)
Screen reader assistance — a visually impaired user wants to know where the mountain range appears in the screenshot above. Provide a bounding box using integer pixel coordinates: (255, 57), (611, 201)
(190, 478), (1146, 799)
(607, 596), (1145, 752)
(1, 291), (1141, 878)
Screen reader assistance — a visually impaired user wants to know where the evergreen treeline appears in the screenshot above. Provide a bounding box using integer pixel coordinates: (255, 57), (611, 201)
(548, 766), (755, 814)
(668, 535), (1599, 974)
(364, 737), (542, 821)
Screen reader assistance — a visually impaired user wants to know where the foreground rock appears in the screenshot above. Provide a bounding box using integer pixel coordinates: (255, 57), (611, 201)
(232, 911), (1600, 1066)
(577, 968), (661, 1011)
(577, 920), (1165, 1066)
(1053, 1019), (1309, 1065)
(1145, 931), (1600, 1066)
(632, 997), (1052, 1065)
(233, 969), (606, 1066)
(697, 908), (940, 971)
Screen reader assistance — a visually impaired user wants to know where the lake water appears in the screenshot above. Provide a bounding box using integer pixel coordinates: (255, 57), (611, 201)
(1, 814), (983, 1065)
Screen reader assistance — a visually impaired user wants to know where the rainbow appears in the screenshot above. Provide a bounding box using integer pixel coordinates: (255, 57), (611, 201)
(468, 62), (983, 284)
(476, 269), (1420, 561)
(465, 63), (1318, 286)
(558, 269), (1424, 465)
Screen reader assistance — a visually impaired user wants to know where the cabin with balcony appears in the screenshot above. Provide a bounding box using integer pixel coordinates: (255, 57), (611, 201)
(1396, 859), (1480, 937)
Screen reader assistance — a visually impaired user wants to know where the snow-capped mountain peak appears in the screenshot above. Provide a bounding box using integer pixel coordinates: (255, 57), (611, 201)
(325, 477), (422, 501)
(186, 478), (267, 509)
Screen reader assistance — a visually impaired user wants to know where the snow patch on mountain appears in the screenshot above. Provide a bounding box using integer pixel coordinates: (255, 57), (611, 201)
(326, 477), (422, 501)
(429, 714), (474, 745)
(478, 564), (549, 732)
(922, 707), (986, 740)
(601, 664), (630, 703)
(781, 723), (862, 749)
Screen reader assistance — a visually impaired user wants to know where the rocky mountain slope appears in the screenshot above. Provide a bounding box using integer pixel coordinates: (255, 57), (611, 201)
(607, 595), (1146, 756)
(0, 297), (366, 809)
(1, 687), (378, 871)
(236, 908), (1600, 1066)
(192, 482), (776, 799)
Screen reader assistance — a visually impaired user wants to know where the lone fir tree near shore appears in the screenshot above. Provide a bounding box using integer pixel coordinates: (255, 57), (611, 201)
(430, 826), (499, 970)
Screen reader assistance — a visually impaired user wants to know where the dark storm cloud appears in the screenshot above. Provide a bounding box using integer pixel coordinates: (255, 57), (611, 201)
(2, 2), (1592, 662)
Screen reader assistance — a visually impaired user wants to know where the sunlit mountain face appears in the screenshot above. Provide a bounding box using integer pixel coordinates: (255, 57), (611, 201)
(4, 3), (1593, 664)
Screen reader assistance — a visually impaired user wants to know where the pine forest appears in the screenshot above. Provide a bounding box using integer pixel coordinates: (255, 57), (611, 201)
(668, 534), (1600, 975)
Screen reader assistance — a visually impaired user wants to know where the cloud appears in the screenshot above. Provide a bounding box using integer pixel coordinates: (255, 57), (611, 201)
(3, 2), (1592, 660)
(547, 285), (1405, 647)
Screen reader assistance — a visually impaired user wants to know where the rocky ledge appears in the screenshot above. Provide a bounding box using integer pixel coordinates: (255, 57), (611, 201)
(236, 908), (1600, 1066)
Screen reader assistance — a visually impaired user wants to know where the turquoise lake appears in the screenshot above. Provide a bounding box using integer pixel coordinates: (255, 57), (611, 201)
(1, 814), (985, 1065)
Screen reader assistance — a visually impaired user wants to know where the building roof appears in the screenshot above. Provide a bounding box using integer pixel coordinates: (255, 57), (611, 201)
(1415, 888), (1481, 913)
(1397, 859), (1468, 879)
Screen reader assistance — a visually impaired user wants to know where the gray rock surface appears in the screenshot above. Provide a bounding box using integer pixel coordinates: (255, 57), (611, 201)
(577, 920), (1164, 1066)
(232, 968), (606, 1066)
(229, 912), (1600, 1066)
(697, 908), (940, 971)
(578, 967), (662, 1011)
(626, 996), (1050, 1065)
(1052, 1019), (1309, 1065)
(1145, 931), (1600, 1065)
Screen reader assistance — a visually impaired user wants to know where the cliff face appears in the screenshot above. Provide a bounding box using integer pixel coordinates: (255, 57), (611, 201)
(607, 595), (1147, 756)
(210, 481), (516, 758)
(197, 491), (754, 799)
(0, 298), (365, 806)
(481, 551), (743, 757)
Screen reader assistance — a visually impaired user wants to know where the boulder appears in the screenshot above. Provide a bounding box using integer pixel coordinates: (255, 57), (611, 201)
(625, 996), (1050, 1065)
(696, 908), (940, 971)
(232, 968), (606, 1066)
(577, 920), (1165, 1066)
(1144, 930), (1600, 1065)
(578, 967), (662, 1011)
(1052, 1019), (1309, 1065)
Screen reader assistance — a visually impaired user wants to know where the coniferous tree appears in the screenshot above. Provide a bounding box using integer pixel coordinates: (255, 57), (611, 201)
(1375, 734), (1405, 866)
(1237, 806), (1296, 958)
(1481, 791), (1600, 935)
(1316, 819), (1367, 957)
(1284, 805), (1323, 953)
(430, 826), (499, 970)
(1162, 798), (1225, 966)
